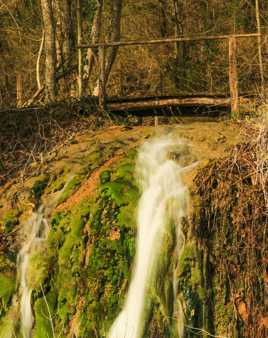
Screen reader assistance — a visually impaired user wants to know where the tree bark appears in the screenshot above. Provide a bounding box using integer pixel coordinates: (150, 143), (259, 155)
(76, 0), (82, 96)
(40, 0), (57, 101)
(86, 0), (103, 88)
(104, 0), (123, 84)
(255, 0), (265, 99)
(36, 29), (45, 90)
(173, 0), (185, 60)
(229, 37), (239, 114)
(93, 0), (123, 97)
(60, 0), (72, 64)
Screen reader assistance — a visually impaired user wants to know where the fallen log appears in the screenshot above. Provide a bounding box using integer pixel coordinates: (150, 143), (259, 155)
(108, 96), (231, 111)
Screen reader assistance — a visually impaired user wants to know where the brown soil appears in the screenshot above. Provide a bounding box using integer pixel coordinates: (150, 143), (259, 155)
(56, 153), (123, 211)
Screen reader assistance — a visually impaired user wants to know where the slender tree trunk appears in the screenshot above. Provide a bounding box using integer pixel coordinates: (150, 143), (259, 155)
(36, 29), (45, 90)
(159, 0), (168, 37)
(55, 6), (62, 68)
(76, 0), (82, 96)
(40, 0), (57, 101)
(61, 0), (72, 64)
(104, 0), (123, 83)
(229, 37), (239, 114)
(173, 0), (180, 57)
(255, 0), (265, 99)
(86, 0), (103, 90)
(93, 0), (123, 96)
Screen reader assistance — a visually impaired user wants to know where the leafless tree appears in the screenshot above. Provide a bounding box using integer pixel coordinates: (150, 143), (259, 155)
(40, 0), (57, 101)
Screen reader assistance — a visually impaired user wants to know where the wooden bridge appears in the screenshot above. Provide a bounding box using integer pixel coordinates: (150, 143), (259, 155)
(78, 32), (264, 115)
(108, 95), (239, 112)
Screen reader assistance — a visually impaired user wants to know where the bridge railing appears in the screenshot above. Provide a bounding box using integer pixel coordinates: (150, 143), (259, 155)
(78, 32), (264, 114)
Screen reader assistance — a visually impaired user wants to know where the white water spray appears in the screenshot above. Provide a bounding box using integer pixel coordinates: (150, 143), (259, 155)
(109, 136), (189, 338)
(17, 208), (49, 338)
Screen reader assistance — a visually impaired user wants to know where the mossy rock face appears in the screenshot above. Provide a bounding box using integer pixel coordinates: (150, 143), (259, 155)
(27, 246), (51, 290)
(56, 175), (83, 204)
(176, 239), (207, 336)
(31, 175), (49, 205)
(2, 209), (20, 233)
(33, 290), (57, 338)
(27, 153), (140, 337)
(0, 273), (15, 316)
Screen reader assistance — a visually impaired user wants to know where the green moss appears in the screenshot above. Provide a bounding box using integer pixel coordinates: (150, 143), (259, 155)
(54, 202), (90, 324)
(176, 239), (206, 332)
(29, 149), (140, 336)
(101, 180), (127, 206)
(31, 175), (49, 204)
(2, 209), (20, 233)
(33, 290), (57, 338)
(27, 246), (51, 290)
(0, 274), (15, 315)
(100, 170), (111, 184)
(57, 175), (83, 204)
(114, 163), (135, 181)
(178, 240), (196, 276)
(0, 311), (18, 338)
(78, 158), (140, 334)
(213, 274), (233, 336)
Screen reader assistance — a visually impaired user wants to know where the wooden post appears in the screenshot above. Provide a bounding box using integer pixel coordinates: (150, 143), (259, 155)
(16, 73), (23, 107)
(228, 37), (239, 114)
(98, 45), (106, 111)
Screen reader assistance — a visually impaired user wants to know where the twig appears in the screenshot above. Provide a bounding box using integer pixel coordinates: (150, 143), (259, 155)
(185, 325), (229, 338)
(40, 283), (56, 338)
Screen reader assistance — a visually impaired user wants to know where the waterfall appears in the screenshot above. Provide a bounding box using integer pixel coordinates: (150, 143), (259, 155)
(16, 177), (73, 338)
(17, 207), (49, 338)
(108, 136), (189, 338)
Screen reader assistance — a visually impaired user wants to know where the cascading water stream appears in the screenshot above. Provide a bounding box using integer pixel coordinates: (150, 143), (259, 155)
(17, 207), (49, 338)
(17, 177), (73, 338)
(109, 136), (189, 338)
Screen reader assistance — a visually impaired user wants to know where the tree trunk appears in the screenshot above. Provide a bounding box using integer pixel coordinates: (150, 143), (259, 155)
(93, 0), (123, 97)
(76, 0), (82, 96)
(40, 0), (57, 101)
(104, 0), (123, 83)
(229, 37), (239, 114)
(255, 0), (265, 99)
(60, 0), (72, 64)
(36, 29), (45, 90)
(159, 0), (168, 37)
(173, 0), (185, 60)
(86, 0), (103, 91)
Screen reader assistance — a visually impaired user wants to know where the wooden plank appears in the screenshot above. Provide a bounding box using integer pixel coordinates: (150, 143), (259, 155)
(78, 33), (261, 49)
(229, 37), (239, 114)
(108, 97), (231, 111)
